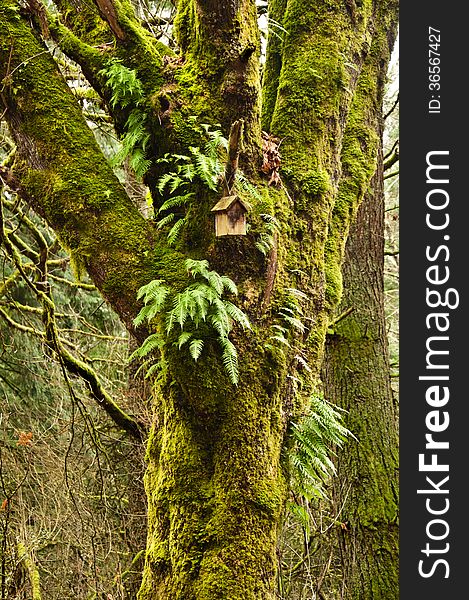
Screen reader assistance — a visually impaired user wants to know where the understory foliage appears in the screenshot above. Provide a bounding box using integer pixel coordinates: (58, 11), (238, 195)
(0, 192), (148, 599)
(290, 396), (352, 501)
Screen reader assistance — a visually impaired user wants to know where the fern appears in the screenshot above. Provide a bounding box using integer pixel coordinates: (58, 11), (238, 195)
(235, 171), (263, 202)
(129, 148), (152, 179)
(133, 279), (170, 326)
(167, 217), (187, 246)
(255, 213), (281, 256)
(129, 333), (165, 360)
(189, 146), (221, 191)
(156, 213), (176, 229)
(189, 338), (204, 360)
(99, 61), (152, 179)
(267, 292), (308, 356)
(177, 332), (193, 349)
(159, 193), (194, 213)
(220, 336), (239, 385)
(99, 60), (144, 108)
(289, 395), (354, 500)
(132, 259), (250, 384)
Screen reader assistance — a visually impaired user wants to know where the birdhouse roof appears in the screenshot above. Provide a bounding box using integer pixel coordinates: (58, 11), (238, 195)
(211, 195), (251, 213)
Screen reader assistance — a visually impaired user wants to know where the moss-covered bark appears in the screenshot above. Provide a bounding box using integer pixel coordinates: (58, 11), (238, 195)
(139, 341), (288, 599)
(315, 6), (398, 597)
(0, 0), (399, 597)
(322, 152), (399, 599)
(174, 0), (262, 167)
(0, 4), (182, 333)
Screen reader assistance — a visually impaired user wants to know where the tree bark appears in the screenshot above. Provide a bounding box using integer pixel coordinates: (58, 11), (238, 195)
(321, 139), (399, 600)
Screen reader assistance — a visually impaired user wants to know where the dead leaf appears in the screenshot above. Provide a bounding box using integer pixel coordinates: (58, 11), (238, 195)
(17, 431), (33, 447)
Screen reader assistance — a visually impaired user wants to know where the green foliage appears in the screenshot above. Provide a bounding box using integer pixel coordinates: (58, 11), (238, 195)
(265, 289), (308, 354)
(132, 259), (251, 384)
(289, 395), (353, 500)
(255, 213), (281, 256)
(113, 109), (152, 178)
(99, 60), (145, 108)
(154, 123), (227, 244)
(99, 60), (151, 179)
(155, 120), (266, 245)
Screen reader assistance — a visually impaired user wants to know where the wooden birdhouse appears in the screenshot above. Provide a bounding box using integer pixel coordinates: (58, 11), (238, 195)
(211, 195), (251, 237)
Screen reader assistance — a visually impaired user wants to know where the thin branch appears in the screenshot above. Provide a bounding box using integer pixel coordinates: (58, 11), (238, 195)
(48, 273), (96, 291)
(383, 138), (398, 161)
(330, 306), (354, 327)
(0, 186), (145, 442)
(383, 143), (399, 171)
(223, 119), (244, 196)
(384, 92), (399, 120)
(384, 169), (399, 180)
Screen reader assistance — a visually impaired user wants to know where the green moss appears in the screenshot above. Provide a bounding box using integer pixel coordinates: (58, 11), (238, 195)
(137, 338), (288, 599)
(323, 14), (387, 310)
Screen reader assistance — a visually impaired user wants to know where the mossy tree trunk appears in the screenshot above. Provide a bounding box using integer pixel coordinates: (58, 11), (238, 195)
(0, 1), (398, 598)
(321, 137), (399, 599)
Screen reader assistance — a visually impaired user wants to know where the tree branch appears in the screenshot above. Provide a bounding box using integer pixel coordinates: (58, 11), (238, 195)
(223, 119), (244, 195)
(93, 0), (126, 41)
(0, 194), (145, 442)
(0, 11), (180, 332)
(383, 142), (399, 171)
(384, 92), (399, 121)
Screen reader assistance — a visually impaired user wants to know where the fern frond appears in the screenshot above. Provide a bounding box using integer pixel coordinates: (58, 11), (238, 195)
(129, 333), (165, 360)
(137, 279), (168, 303)
(167, 293), (191, 330)
(287, 501), (312, 535)
(130, 148), (152, 178)
(185, 259), (210, 279)
(177, 331), (192, 349)
(134, 280), (169, 326)
(223, 301), (251, 330)
(220, 336), (239, 385)
(271, 324), (288, 334)
(143, 361), (163, 380)
(209, 299), (231, 337)
(156, 213), (176, 229)
(270, 334), (291, 347)
(179, 162), (196, 181)
(169, 175), (184, 194)
(295, 354), (312, 372)
(157, 173), (176, 193)
(260, 213), (281, 230)
(189, 338), (204, 360)
(206, 270), (224, 294)
(167, 217), (187, 246)
(220, 276), (238, 295)
(286, 287), (308, 299)
(158, 193), (194, 214)
(189, 147), (220, 190)
(133, 303), (157, 327)
(205, 129), (228, 157)
(255, 233), (274, 256)
(289, 395), (354, 499)
(186, 284), (216, 320)
(280, 313), (306, 333)
(235, 172), (263, 201)
(100, 61), (144, 108)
